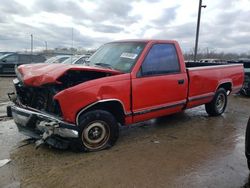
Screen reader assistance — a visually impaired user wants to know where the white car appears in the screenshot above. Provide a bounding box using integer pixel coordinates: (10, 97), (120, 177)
(62, 55), (89, 64)
(45, 55), (71, 64)
(199, 59), (225, 63)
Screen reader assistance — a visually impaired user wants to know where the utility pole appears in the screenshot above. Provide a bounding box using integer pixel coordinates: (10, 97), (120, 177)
(194, 0), (206, 62)
(71, 27), (74, 55)
(31, 34), (33, 55)
(44, 41), (47, 51)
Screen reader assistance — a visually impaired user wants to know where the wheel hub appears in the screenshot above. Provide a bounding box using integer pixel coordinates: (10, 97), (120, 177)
(216, 93), (225, 112)
(82, 121), (110, 150)
(89, 126), (103, 140)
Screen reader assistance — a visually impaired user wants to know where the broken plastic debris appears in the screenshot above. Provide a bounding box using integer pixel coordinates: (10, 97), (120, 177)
(152, 140), (160, 144)
(35, 139), (45, 149)
(0, 159), (11, 168)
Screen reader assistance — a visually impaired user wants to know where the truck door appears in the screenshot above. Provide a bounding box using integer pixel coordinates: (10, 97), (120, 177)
(132, 43), (188, 123)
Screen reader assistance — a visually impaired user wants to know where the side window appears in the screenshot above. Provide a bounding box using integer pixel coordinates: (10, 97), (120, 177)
(29, 55), (45, 63)
(139, 44), (180, 76)
(58, 57), (68, 63)
(75, 57), (86, 64)
(3, 54), (17, 63)
(35, 55), (46, 62)
(19, 55), (31, 63)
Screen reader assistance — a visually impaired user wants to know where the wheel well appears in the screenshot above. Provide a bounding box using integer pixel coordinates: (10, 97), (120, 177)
(218, 82), (232, 93)
(78, 101), (125, 125)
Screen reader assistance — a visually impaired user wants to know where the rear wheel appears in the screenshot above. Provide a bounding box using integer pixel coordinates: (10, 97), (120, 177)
(75, 110), (119, 152)
(205, 88), (227, 116)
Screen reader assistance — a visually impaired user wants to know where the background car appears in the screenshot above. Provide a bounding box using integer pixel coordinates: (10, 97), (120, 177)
(44, 55), (71, 64)
(199, 58), (226, 63)
(228, 59), (250, 96)
(0, 52), (13, 57)
(241, 61), (250, 96)
(0, 53), (46, 74)
(61, 55), (89, 64)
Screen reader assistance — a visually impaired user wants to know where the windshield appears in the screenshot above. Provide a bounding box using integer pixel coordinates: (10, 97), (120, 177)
(0, 53), (12, 60)
(45, 57), (57, 63)
(45, 56), (70, 64)
(88, 42), (146, 73)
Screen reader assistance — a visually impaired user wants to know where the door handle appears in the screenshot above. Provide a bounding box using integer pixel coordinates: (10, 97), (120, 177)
(178, 79), (184, 85)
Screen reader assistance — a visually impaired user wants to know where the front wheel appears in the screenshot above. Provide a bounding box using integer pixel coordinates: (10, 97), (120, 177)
(205, 88), (227, 116)
(75, 110), (119, 152)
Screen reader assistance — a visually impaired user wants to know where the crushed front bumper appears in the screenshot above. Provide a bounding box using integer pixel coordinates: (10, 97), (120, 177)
(11, 105), (78, 149)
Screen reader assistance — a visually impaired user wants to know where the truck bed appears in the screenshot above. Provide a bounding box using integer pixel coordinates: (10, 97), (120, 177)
(185, 62), (227, 68)
(185, 63), (244, 109)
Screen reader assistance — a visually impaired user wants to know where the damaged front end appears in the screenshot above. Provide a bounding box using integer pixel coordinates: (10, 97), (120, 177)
(9, 76), (79, 149)
(11, 105), (78, 149)
(10, 64), (121, 149)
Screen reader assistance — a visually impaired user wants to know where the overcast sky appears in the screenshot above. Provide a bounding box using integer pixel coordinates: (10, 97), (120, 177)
(0, 0), (249, 53)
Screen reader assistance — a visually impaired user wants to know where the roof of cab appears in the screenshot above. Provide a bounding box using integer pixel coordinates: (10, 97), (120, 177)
(108, 39), (178, 44)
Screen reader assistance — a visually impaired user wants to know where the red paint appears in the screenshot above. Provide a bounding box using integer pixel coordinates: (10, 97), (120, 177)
(17, 63), (122, 87)
(17, 40), (244, 125)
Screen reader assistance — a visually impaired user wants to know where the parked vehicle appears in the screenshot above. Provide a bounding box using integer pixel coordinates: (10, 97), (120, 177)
(0, 53), (45, 74)
(241, 61), (250, 96)
(200, 59), (226, 63)
(44, 55), (71, 64)
(228, 59), (250, 96)
(0, 52), (13, 57)
(62, 55), (88, 64)
(242, 69), (250, 96)
(9, 40), (244, 152)
(245, 117), (250, 169)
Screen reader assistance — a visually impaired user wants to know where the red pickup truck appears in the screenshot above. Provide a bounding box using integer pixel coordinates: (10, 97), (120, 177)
(10, 40), (244, 151)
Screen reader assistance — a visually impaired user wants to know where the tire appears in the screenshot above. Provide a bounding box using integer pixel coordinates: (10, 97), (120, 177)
(245, 118), (250, 170)
(6, 105), (12, 117)
(247, 159), (250, 170)
(205, 88), (227, 116)
(74, 110), (119, 152)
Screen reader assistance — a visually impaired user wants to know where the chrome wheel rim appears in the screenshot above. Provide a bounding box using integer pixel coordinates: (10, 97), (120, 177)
(216, 93), (225, 113)
(82, 121), (110, 150)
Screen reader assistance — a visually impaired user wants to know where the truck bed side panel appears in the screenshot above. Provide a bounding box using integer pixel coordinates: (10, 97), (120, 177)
(186, 64), (244, 108)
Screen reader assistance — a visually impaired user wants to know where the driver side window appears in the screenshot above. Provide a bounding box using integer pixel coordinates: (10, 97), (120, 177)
(139, 44), (180, 77)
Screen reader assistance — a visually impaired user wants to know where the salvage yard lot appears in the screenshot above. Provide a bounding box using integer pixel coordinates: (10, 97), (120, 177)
(0, 77), (250, 188)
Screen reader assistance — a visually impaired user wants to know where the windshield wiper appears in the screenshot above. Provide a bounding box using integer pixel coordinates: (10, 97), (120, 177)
(94, 63), (114, 70)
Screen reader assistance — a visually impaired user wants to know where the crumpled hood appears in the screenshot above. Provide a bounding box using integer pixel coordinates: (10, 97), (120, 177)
(17, 63), (122, 87)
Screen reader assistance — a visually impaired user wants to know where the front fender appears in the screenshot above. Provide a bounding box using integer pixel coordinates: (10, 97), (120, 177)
(54, 74), (131, 124)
